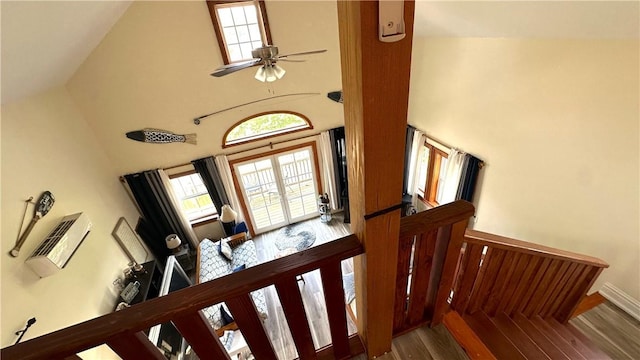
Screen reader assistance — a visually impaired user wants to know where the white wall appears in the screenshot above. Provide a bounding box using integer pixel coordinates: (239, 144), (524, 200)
(67, 1), (344, 175)
(409, 38), (639, 299)
(1, 87), (139, 349)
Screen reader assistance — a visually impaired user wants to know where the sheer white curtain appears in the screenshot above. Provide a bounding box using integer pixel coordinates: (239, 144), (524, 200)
(439, 149), (466, 204)
(318, 132), (339, 211)
(157, 169), (199, 249)
(214, 155), (245, 223)
(406, 129), (426, 207)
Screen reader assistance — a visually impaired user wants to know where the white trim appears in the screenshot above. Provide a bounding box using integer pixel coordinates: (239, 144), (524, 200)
(599, 282), (640, 321)
(425, 137), (450, 154)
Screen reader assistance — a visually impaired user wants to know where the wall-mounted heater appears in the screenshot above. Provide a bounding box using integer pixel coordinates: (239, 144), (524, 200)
(25, 212), (92, 278)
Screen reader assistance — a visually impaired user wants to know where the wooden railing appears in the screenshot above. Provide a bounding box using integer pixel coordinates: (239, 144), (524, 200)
(1, 235), (364, 360)
(450, 230), (609, 323)
(393, 200), (476, 335)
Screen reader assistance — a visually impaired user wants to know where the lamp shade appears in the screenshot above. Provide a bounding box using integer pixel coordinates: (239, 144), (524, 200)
(220, 205), (237, 223)
(165, 234), (181, 250)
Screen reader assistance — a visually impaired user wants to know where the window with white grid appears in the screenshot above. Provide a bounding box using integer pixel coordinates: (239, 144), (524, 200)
(208, 1), (271, 64)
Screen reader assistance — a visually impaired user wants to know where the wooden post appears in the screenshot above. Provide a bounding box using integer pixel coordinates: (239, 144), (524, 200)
(337, 0), (415, 357)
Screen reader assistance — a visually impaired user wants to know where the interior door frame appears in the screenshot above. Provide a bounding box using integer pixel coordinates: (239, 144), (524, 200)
(230, 141), (323, 236)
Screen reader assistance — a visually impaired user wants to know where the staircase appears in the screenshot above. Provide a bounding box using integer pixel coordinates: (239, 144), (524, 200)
(441, 229), (611, 359)
(462, 311), (609, 359)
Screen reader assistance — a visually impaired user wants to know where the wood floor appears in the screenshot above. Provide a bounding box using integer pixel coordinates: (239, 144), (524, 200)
(251, 214), (356, 359)
(569, 301), (640, 359)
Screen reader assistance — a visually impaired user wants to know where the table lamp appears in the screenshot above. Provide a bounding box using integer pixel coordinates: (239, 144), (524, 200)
(165, 234), (181, 253)
(220, 205), (237, 236)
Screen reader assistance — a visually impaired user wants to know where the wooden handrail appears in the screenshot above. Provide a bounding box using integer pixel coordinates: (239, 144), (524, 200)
(400, 200), (475, 238)
(464, 230), (609, 268)
(1, 235), (364, 360)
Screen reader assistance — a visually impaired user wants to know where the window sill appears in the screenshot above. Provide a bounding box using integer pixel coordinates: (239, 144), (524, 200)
(190, 215), (219, 228)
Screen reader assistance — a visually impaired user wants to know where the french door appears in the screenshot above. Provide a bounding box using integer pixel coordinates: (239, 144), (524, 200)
(233, 145), (320, 234)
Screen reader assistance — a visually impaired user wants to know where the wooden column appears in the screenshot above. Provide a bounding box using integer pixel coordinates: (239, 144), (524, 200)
(337, 0), (415, 358)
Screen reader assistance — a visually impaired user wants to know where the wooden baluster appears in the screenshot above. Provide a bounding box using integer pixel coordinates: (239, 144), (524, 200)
(432, 220), (469, 326)
(468, 249), (506, 314)
(505, 256), (541, 316)
(107, 331), (165, 360)
(555, 267), (603, 322)
(523, 259), (562, 317)
(540, 262), (580, 317)
(451, 243), (484, 314)
(484, 252), (519, 316)
(531, 260), (570, 316)
(172, 311), (231, 359)
(406, 230), (437, 326)
(274, 275), (316, 360)
(393, 234), (415, 332)
(516, 257), (552, 315)
(320, 261), (350, 359)
(495, 254), (530, 315)
(226, 293), (278, 360)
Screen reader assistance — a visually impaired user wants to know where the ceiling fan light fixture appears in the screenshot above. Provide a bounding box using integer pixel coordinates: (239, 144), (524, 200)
(255, 64), (286, 82)
(254, 66), (267, 82)
(273, 64), (286, 79)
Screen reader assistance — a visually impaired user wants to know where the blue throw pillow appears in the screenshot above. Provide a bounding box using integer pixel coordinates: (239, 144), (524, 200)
(233, 221), (248, 235)
(232, 264), (246, 273)
(220, 305), (234, 326)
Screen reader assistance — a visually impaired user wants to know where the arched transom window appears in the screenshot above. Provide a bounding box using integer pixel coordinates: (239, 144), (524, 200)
(223, 111), (313, 148)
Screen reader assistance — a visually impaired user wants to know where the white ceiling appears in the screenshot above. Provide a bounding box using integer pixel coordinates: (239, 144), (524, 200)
(2, 1), (638, 105)
(1, 1), (131, 104)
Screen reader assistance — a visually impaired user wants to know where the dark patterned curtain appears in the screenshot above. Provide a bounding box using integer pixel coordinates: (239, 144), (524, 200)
(456, 154), (483, 202)
(125, 171), (194, 264)
(192, 156), (229, 214)
(329, 127), (349, 223)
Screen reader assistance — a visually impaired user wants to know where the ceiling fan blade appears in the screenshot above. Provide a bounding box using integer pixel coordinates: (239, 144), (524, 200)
(277, 59), (306, 63)
(277, 49), (327, 59)
(210, 59), (262, 77)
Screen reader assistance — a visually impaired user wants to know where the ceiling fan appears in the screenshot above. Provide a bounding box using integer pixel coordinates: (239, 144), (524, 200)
(210, 45), (326, 82)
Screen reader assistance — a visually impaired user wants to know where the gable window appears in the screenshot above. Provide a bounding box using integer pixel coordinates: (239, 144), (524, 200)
(415, 143), (449, 206)
(223, 111), (313, 148)
(207, 0), (272, 64)
(169, 171), (218, 224)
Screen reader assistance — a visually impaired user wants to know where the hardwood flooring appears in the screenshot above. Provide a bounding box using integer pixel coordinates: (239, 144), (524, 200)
(251, 214), (356, 359)
(569, 301), (640, 359)
(351, 325), (468, 360)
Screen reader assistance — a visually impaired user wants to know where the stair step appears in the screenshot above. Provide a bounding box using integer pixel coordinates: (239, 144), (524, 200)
(492, 313), (551, 359)
(513, 313), (571, 360)
(547, 317), (611, 359)
(530, 316), (588, 359)
(442, 311), (496, 360)
(463, 312), (526, 360)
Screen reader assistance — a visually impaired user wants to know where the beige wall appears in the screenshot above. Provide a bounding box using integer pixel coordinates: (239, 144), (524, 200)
(1, 87), (139, 349)
(409, 38), (639, 299)
(67, 1), (343, 175)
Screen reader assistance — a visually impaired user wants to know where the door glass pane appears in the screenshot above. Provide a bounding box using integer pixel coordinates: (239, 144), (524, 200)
(237, 159), (286, 231)
(277, 148), (318, 221)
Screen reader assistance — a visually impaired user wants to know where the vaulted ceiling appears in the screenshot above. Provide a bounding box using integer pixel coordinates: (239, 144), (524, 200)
(2, 1), (638, 105)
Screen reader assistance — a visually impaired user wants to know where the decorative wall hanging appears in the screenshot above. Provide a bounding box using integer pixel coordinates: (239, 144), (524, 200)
(10, 191), (55, 257)
(193, 92), (320, 125)
(126, 129), (197, 145)
(112, 217), (149, 269)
